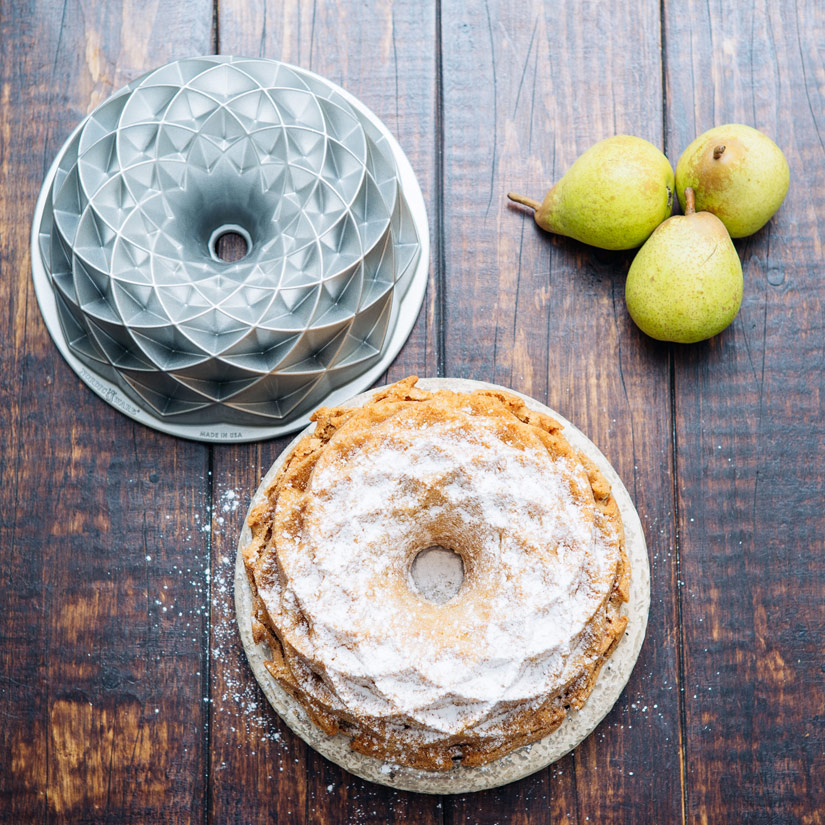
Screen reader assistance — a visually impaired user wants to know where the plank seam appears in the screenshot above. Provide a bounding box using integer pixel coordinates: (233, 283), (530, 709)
(670, 348), (689, 825)
(434, 0), (446, 379)
(204, 447), (215, 825)
(660, 0), (690, 822)
(212, 0), (219, 54)
(205, 13), (218, 824)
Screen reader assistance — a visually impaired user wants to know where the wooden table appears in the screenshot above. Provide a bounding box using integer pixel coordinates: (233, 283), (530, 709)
(2, 1), (823, 822)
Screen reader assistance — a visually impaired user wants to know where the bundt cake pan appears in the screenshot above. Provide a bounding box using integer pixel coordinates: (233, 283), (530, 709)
(31, 56), (428, 442)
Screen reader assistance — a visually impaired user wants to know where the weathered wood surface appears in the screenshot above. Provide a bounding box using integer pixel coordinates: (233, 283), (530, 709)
(664, 1), (825, 823)
(0, 0), (822, 823)
(0, 3), (214, 824)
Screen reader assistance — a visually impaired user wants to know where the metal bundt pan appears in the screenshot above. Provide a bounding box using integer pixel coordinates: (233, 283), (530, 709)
(31, 56), (428, 442)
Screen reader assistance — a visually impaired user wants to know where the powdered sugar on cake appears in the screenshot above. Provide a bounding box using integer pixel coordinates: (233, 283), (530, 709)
(255, 408), (619, 737)
(243, 379), (628, 770)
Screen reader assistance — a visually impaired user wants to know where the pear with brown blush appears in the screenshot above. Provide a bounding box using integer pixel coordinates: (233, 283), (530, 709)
(675, 124), (789, 238)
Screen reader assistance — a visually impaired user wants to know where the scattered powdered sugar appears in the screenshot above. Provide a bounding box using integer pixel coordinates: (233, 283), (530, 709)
(138, 470), (292, 773)
(213, 488), (242, 529)
(211, 541), (287, 748)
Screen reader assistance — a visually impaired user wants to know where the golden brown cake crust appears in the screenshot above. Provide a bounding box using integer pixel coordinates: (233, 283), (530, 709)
(243, 377), (629, 771)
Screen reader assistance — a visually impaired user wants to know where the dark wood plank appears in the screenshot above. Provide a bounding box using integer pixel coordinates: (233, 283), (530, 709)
(0, 4), (213, 822)
(210, 2), (440, 823)
(439, 2), (683, 823)
(207, 443), (310, 825)
(664, 1), (825, 822)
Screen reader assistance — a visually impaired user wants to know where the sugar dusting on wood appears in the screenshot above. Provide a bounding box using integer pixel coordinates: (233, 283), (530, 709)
(209, 485), (286, 751)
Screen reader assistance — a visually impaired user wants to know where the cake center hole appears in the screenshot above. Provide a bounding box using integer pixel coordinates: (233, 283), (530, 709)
(410, 546), (465, 604)
(208, 224), (251, 263)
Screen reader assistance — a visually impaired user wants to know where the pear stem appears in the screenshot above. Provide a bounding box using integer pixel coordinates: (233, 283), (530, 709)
(507, 192), (542, 212)
(713, 144), (726, 159)
(684, 186), (696, 215)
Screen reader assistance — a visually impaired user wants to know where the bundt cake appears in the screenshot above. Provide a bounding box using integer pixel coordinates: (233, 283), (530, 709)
(242, 377), (629, 770)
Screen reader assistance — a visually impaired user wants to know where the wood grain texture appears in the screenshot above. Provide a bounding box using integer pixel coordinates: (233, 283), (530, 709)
(211, 2), (440, 823)
(0, 2), (213, 823)
(439, 2), (682, 823)
(2, 0), (824, 821)
(664, 1), (825, 822)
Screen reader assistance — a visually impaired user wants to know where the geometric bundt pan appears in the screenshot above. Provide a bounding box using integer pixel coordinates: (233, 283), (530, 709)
(31, 57), (428, 443)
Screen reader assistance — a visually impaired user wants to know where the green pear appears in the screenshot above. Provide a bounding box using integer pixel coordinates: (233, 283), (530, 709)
(675, 124), (789, 238)
(625, 188), (743, 343)
(508, 135), (674, 250)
